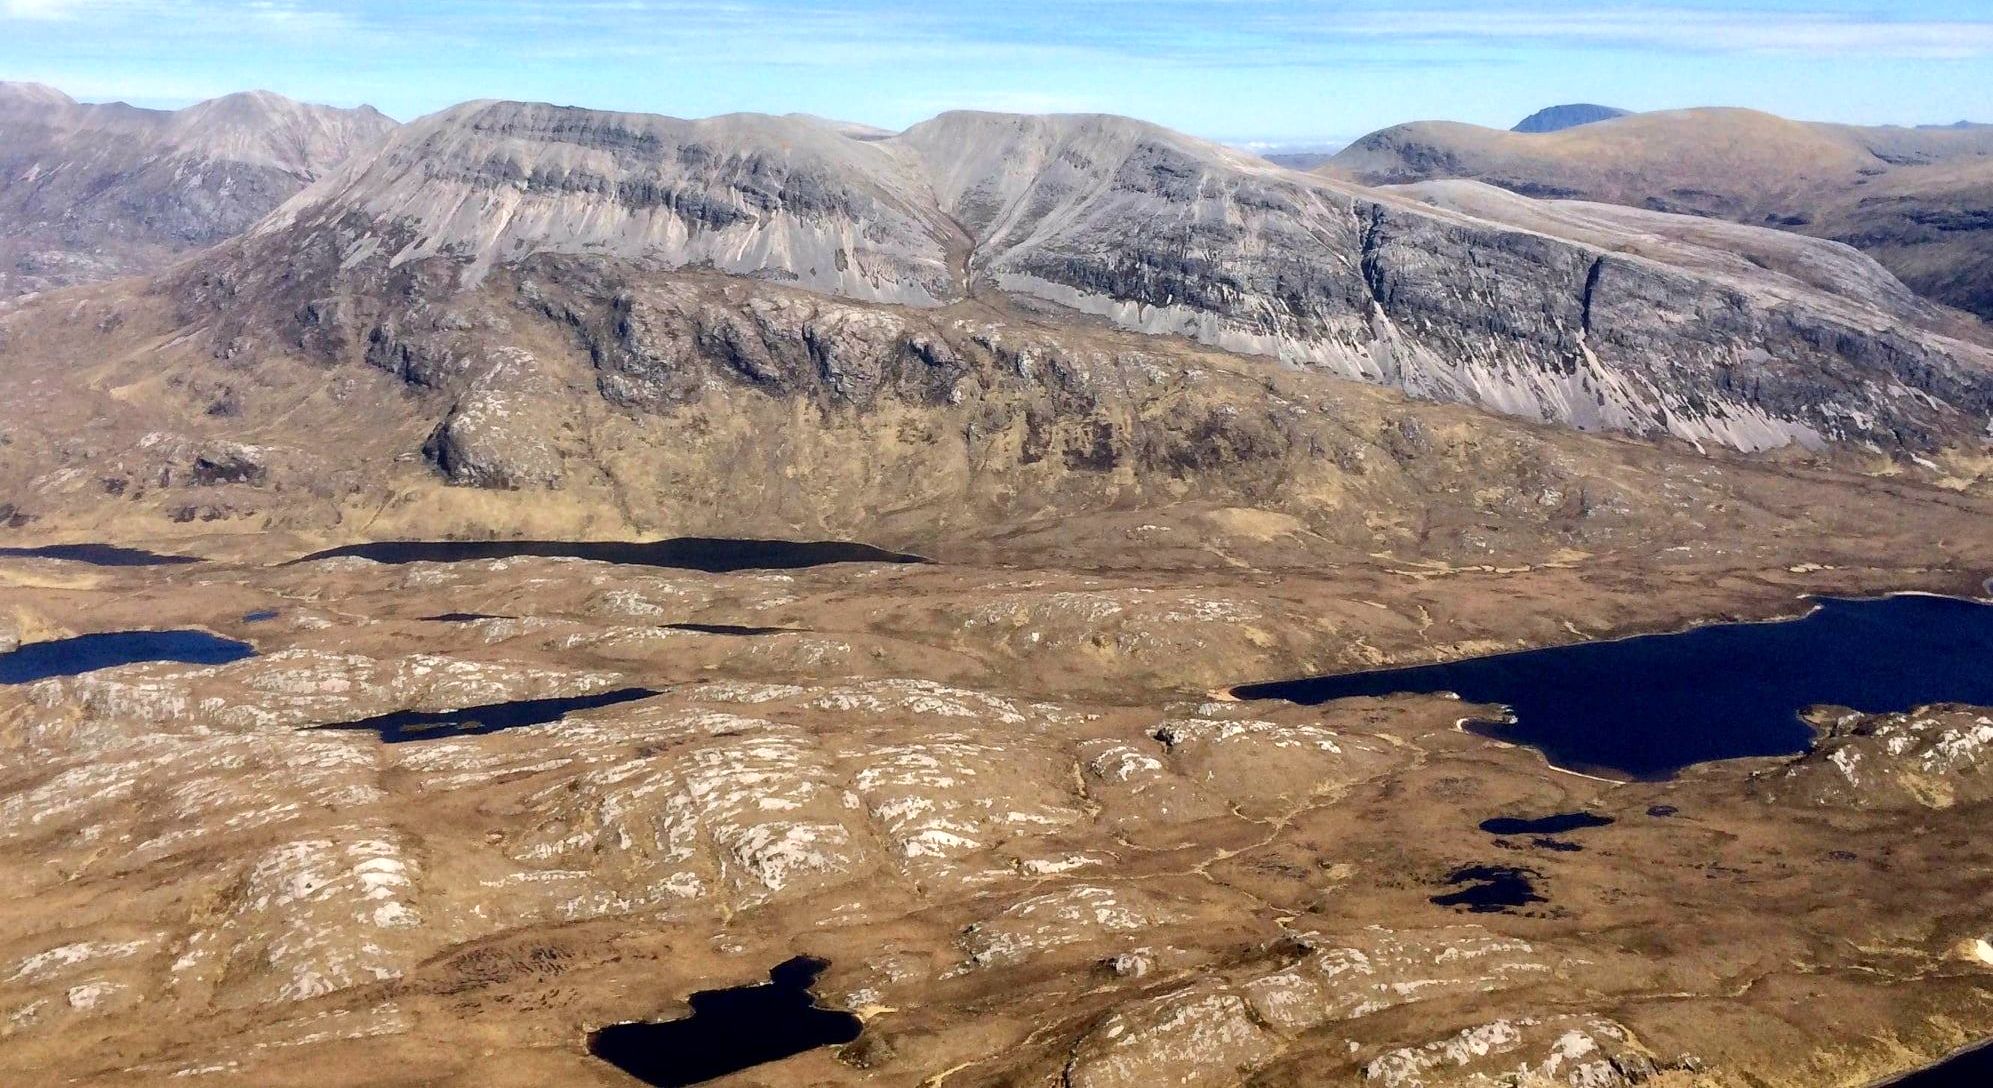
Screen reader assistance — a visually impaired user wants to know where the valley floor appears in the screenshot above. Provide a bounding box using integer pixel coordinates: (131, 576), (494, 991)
(0, 527), (1989, 1088)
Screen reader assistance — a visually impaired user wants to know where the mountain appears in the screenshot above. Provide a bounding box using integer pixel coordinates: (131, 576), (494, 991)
(1512, 103), (1630, 133)
(1323, 106), (1993, 318)
(0, 82), (396, 298)
(1248, 142), (1345, 171)
(230, 103), (1989, 449)
(0, 98), (1987, 543)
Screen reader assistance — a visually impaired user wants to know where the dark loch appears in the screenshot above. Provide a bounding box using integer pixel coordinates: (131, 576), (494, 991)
(1234, 595), (1993, 780)
(422, 615), (790, 635)
(1430, 865), (1544, 912)
(1528, 838), (1583, 852)
(1878, 1041), (1993, 1087)
(293, 537), (926, 572)
(314, 688), (659, 742)
(0, 631), (255, 684)
(588, 957), (861, 1087)
(664, 622), (794, 636)
(1479, 812), (1614, 836)
(0, 544), (200, 566)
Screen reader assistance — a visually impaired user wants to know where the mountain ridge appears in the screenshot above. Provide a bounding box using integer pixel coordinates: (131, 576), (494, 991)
(0, 89), (1988, 549)
(204, 97), (1993, 455)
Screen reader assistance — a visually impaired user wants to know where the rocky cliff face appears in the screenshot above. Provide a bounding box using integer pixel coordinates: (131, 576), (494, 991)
(254, 100), (961, 304)
(218, 103), (1993, 456)
(0, 82), (396, 297)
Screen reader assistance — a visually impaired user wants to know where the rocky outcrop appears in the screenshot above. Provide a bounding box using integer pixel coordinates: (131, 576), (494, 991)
(16, 647), (624, 752)
(0, 83), (395, 297)
(1236, 925), (1562, 1033)
(1066, 986), (1280, 1088)
(189, 443), (268, 487)
(422, 349), (568, 489)
(1362, 1015), (1667, 1087)
(1058, 925), (1618, 1088)
(1752, 704), (1993, 808)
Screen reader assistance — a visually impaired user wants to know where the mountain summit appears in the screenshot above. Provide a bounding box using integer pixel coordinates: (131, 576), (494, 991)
(0, 84), (395, 297)
(1512, 104), (1631, 133)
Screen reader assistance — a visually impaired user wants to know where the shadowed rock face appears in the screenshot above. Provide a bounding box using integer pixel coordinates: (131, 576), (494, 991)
(1324, 106), (1993, 320)
(191, 103), (1993, 455)
(0, 82), (396, 298)
(29, 228), (1933, 550)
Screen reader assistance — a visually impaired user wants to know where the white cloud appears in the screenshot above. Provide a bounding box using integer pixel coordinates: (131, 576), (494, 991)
(3, 0), (344, 32)
(0, 0), (196, 20)
(3, 0), (91, 18)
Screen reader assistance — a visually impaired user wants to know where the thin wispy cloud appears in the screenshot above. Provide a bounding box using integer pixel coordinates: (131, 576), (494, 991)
(4, 0), (350, 37)
(1333, 6), (1993, 60)
(3, 0), (132, 17)
(9, 2), (1993, 62)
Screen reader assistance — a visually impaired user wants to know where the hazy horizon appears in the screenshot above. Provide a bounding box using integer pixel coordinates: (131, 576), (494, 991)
(2, 1), (1990, 148)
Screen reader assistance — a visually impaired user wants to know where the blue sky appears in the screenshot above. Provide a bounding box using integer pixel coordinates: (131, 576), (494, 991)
(3, 1), (1991, 146)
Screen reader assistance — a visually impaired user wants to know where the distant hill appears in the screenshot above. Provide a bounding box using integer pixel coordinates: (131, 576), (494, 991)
(1261, 151), (1337, 170)
(1325, 106), (1993, 318)
(1512, 104), (1630, 133)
